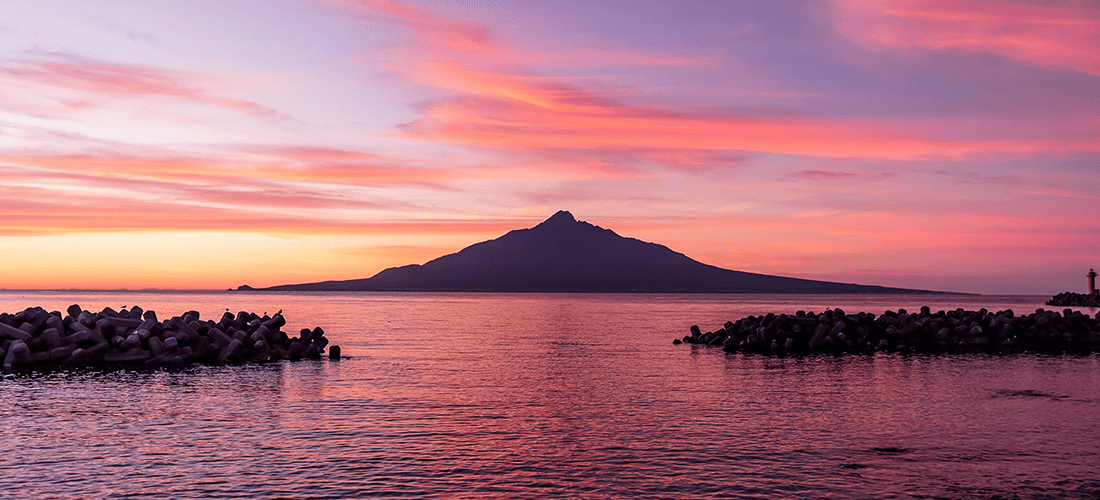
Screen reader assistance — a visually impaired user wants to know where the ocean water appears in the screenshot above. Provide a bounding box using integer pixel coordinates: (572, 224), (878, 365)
(1, 292), (1098, 499)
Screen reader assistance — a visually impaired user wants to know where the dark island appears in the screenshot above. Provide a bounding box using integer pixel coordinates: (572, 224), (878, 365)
(256, 211), (949, 294)
(679, 306), (1100, 355)
(1, 305), (338, 372)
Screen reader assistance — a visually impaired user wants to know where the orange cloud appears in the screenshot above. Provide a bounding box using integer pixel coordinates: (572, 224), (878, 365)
(831, 0), (1100, 76)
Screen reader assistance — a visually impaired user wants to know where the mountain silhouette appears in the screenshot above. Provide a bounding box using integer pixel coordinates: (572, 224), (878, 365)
(262, 211), (941, 293)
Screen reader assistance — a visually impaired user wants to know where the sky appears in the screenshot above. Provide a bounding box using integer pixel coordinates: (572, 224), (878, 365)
(0, 0), (1097, 294)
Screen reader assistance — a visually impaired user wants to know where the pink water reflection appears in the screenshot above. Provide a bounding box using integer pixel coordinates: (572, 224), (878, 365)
(0, 292), (1098, 498)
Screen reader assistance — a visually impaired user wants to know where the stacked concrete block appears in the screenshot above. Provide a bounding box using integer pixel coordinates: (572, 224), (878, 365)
(0, 305), (339, 371)
(677, 306), (1100, 356)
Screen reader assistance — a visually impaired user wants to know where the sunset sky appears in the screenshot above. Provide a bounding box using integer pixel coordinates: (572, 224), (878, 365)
(1, 0), (1097, 293)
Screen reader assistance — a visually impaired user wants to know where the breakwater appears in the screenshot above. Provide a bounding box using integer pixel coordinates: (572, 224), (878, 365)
(1, 304), (336, 371)
(1047, 292), (1100, 307)
(676, 306), (1100, 355)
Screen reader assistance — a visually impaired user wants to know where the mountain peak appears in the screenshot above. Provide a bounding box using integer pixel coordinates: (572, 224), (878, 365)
(535, 210), (578, 228)
(263, 210), (942, 294)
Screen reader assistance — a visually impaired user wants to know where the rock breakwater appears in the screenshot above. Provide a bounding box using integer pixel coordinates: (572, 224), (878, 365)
(1046, 292), (1100, 307)
(675, 306), (1100, 355)
(1, 305), (337, 372)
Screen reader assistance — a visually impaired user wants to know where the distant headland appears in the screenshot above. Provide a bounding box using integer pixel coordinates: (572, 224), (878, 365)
(241, 211), (952, 294)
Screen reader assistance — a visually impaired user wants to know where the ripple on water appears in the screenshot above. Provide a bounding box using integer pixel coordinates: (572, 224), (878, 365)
(1, 292), (1099, 498)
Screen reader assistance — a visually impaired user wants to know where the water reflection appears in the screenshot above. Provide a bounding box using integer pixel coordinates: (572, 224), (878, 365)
(1, 292), (1098, 498)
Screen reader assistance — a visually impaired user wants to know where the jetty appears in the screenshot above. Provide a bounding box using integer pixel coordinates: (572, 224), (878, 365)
(1047, 292), (1100, 307)
(1045, 268), (1100, 307)
(1, 305), (338, 372)
(677, 306), (1100, 355)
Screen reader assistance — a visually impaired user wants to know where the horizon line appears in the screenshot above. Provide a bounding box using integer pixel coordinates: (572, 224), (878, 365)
(0, 288), (1070, 298)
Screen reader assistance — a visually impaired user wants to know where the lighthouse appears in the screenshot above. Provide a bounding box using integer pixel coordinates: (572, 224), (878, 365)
(1090, 269), (1098, 295)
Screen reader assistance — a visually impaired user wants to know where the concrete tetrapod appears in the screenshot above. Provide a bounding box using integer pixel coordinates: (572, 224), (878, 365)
(678, 307), (1100, 356)
(1047, 292), (1100, 308)
(0, 305), (342, 372)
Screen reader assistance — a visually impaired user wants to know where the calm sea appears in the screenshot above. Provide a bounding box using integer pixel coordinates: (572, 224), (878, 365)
(1, 292), (1098, 499)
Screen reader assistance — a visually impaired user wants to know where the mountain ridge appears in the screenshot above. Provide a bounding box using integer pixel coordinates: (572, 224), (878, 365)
(256, 211), (949, 294)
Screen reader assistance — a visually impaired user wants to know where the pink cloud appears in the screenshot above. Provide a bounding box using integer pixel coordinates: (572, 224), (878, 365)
(331, 1), (1099, 168)
(403, 91), (1018, 160)
(1027, 187), (1100, 201)
(0, 179), (524, 237)
(2, 57), (288, 120)
(791, 170), (858, 180)
(395, 55), (1100, 158)
(831, 0), (1100, 76)
(0, 146), (481, 188)
(0, 172), (489, 236)
(526, 48), (714, 69)
(328, 0), (494, 53)
(791, 170), (898, 180)
(0, 145), (513, 235)
(337, 0), (714, 71)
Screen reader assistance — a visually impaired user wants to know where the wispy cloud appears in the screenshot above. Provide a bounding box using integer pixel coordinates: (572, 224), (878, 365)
(402, 90), (1002, 159)
(831, 0), (1100, 76)
(790, 170), (897, 180)
(791, 170), (857, 180)
(240, 145), (478, 187)
(0, 146), (498, 235)
(2, 56), (290, 121)
(328, 0), (495, 53)
(0, 146), (480, 188)
(526, 48), (715, 69)
(339, 0), (1094, 169)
